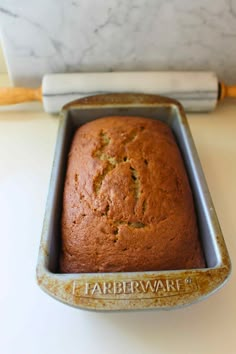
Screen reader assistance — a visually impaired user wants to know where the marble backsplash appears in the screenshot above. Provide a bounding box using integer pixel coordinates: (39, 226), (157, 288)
(0, 0), (236, 87)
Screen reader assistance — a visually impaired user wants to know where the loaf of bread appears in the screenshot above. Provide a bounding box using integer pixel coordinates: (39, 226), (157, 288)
(60, 116), (205, 273)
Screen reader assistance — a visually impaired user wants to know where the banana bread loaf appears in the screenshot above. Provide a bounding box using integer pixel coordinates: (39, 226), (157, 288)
(60, 116), (205, 273)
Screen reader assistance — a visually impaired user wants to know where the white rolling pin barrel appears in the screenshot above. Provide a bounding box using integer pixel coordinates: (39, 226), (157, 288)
(42, 71), (219, 113)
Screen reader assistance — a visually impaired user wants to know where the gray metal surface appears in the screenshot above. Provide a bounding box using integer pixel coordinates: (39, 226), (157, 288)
(36, 93), (231, 311)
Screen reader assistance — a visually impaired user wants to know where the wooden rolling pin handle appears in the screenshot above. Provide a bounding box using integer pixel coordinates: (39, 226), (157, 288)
(219, 82), (236, 101)
(0, 86), (42, 105)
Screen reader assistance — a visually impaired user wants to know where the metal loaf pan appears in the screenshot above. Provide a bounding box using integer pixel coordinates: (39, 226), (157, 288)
(36, 93), (231, 311)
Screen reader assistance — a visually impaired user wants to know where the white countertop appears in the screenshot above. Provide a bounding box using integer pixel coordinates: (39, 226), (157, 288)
(0, 75), (235, 354)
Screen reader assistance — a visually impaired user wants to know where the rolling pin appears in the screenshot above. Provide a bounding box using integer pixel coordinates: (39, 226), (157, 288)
(0, 71), (235, 113)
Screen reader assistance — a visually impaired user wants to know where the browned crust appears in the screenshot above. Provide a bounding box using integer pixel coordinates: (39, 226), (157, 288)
(60, 116), (205, 273)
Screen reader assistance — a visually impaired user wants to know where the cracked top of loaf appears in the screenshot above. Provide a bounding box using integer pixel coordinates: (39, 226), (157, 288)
(60, 116), (205, 273)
